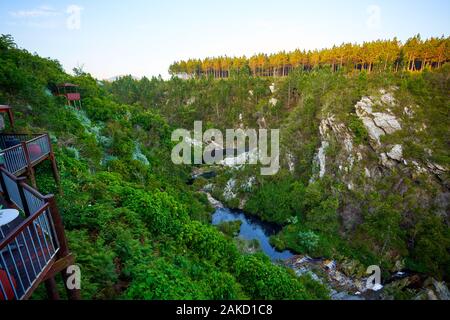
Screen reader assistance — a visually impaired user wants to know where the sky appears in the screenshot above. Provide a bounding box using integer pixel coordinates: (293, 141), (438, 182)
(1, 0), (449, 79)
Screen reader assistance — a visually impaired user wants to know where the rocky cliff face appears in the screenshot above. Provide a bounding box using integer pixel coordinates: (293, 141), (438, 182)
(306, 88), (448, 230)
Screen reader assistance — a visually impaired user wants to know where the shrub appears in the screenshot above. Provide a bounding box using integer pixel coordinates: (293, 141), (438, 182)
(123, 189), (188, 236)
(234, 254), (327, 300)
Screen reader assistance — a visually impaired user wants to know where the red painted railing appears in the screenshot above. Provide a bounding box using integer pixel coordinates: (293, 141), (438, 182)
(0, 134), (52, 175)
(0, 167), (61, 300)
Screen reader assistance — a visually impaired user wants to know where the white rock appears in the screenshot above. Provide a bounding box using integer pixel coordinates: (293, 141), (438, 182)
(269, 98), (278, 106)
(387, 145), (403, 162)
(242, 176), (255, 191)
(361, 117), (385, 145)
(380, 153), (396, 168)
(355, 96), (401, 146)
(356, 97), (374, 115)
(269, 83), (276, 93)
(287, 153), (295, 173)
(344, 138), (353, 153)
(205, 192), (224, 208)
(318, 141), (329, 178)
(372, 113), (402, 134)
(223, 179), (237, 201)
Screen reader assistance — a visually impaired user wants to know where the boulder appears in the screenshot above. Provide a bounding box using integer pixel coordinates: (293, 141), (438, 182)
(387, 145), (403, 162)
(380, 153), (396, 168)
(361, 117), (385, 145)
(269, 98), (278, 106)
(372, 113), (402, 134)
(355, 95), (401, 146)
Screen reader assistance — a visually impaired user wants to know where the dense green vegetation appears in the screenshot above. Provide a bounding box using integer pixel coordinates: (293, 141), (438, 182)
(0, 35), (329, 300)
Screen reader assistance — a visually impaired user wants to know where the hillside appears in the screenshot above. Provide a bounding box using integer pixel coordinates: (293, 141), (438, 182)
(1, 33), (449, 300)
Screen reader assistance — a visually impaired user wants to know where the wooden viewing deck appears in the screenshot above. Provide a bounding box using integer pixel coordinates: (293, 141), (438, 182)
(0, 166), (78, 300)
(0, 133), (59, 188)
(0, 106), (77, 300)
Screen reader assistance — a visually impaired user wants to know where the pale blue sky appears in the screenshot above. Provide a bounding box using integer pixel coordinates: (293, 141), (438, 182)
(1, 0), (449, 79)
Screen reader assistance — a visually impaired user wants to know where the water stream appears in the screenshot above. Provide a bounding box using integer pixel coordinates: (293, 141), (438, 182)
(212, 207), (294, 261)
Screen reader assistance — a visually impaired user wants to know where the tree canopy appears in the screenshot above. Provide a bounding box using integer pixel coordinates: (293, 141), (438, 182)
(169, 35), (450, 78)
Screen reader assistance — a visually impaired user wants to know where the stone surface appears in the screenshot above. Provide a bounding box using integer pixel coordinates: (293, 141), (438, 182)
(318, 141), (329, 178)
(269, 97), (278, 106)
(269, 83), (276, 93)
(372, 113), (402, 134)
(380, 153), (396, 168)
(387, 145), (403, 161)
(223, 179), (237, 201)
(361, 117), (385, 145)
(355, 95), (401, 146)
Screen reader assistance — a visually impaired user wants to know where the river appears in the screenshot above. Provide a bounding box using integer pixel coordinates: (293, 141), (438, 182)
(212, 207), (294, 261)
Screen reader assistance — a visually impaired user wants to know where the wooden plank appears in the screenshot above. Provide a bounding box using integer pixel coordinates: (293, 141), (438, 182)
(42, 253), (75, 281)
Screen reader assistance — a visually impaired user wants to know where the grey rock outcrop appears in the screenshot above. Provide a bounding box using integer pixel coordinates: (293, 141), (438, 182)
(387, 145), (403, 162)
(355, 95), (401, 147)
